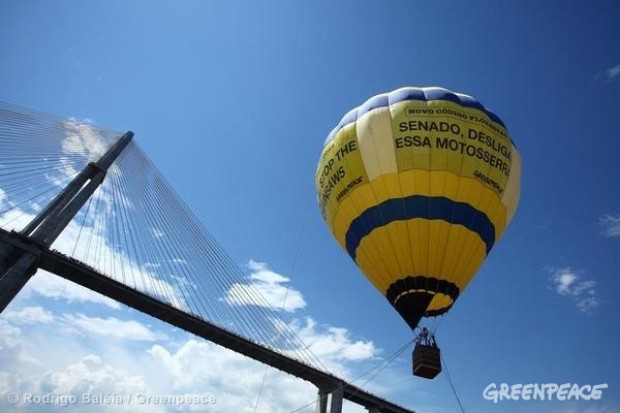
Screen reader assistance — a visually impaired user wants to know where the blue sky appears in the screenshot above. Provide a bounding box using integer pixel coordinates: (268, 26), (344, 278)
(1, 1), (619, 412)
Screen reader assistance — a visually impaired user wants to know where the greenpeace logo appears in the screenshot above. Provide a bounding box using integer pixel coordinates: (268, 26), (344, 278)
(483, 383), (608, 403)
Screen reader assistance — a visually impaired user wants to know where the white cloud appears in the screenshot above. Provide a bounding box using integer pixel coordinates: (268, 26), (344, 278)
(552, 270), (577, 295)
(151, 228), (165, 238)
(293, 318), (376, 362)
(0, 319), (21, 349)
(61, 313), (165, 342)
(598, 214), (620, 237)
(0, 207), (36, 233)
(4, 306), (54, 325)
(1, 354), (149, 412)
(594, 63), (620, 83)
(45, 157), (79, 186)
(603, 64), (620, 81)
(0, 301), (384, 413)
(147, 339), (319, 412)
(225, 260), (306, 312)
(40, 354), (125, 394)
(279, 317), (378, 381)
(548, 267), (600, 314)
(61, 119), (114, 161)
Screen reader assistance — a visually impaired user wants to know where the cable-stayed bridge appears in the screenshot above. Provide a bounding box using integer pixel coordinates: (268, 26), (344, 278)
(0, 102), (415, 413)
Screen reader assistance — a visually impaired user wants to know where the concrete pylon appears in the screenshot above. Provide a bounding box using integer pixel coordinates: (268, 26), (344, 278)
(330, 386), (343, 413)
(315, 388), (328, 413)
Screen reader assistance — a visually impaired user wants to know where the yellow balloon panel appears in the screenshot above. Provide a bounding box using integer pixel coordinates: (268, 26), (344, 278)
(354, 220), (487, 293)
(316, 87), (520, 330)
(332, 172), (508, 248)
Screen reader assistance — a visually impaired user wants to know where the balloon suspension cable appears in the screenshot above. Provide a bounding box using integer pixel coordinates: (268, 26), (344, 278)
(431, 312), (447, 335)
(287, 337), (415, 413)
(253, 208), (324, 413)
(441, 351), (466, 413)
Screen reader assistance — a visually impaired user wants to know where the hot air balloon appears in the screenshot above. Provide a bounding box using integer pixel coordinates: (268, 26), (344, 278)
(315, 86), (520, 378)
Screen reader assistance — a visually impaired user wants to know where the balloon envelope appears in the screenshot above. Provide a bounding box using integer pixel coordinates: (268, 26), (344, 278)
(316, 87), (520, 330)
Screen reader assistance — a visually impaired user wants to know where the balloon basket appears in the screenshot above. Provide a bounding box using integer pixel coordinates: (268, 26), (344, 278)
(412, 344), (442, 379)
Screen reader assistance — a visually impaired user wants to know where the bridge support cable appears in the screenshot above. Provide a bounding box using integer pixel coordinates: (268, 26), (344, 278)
(0, 101), (327, 370)
(0, 101), (416, 413)
(75, 141), (334, 369)
(0, 121), (133, 312)
(0, 102), (122, 232)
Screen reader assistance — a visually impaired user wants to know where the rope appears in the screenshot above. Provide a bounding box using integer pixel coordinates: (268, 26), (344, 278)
(441, 351), (466, 413)
(252, 366), (270, 413)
